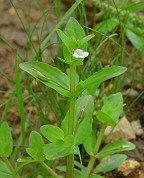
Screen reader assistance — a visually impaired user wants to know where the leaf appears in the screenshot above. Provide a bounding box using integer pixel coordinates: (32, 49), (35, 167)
(61, 96), (94, 145)
(96, 111), (116, 126)
(96, 141), (135, 159)
(80, 34), (95, 45)
(74, 81), (86, 98)
(63, 17), (88, 61)
(80, 34), (95, 50)
(65, 17), (86, 40)
(44, 135), (75, 160)
(74, 169), (85, 178)
(38, 176), (44, 178)
(95, 18), (119, 34)
(58, 57), (84, 66)
(56, 165), (66, 172)
(102, 93), (123, 122)
(126, 2), (144, 13)
(57, 29), (71, 53)
(17, 157), (34, 164)
(83, 131), (96, 156)
(73, 58), (85, 66)
(94, 154), (127, 173)
(17, 157), (36, 172)
(0, 122), (13, 158)
(0, 160), (13, 178)
(83, 65), (127, 95)
(63, 46), (72, 62)
(26, 131), (44, 161)
(96, 93), (124, 126)
(126, 29), (144, 52)
(74, 95), (94, 142)
(74, 146), (83, 164)
(74, 160), (86, 171)
(20, 62), (71, 97)
(89, 174), (104, 178)
(58, 57), (71, 64)
(40, 125), (65, 143)
(56, 165), (86, 178)
(60, 112), (69, 136)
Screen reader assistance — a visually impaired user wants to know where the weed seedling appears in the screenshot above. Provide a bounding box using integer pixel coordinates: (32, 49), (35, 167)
(0, 17), (135, 178)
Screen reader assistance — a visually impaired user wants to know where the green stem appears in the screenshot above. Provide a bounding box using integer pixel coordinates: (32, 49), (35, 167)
(40, 162), (61, 178)
(68, 64), (76, 134)
(66, 64), (76, 178)
(2, 157), (21, 178)
(84, 123), (107, 178)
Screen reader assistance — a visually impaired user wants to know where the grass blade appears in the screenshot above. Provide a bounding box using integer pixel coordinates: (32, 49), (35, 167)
(15, 54), (26, 146)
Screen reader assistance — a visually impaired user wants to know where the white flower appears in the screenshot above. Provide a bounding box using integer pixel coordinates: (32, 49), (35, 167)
(73, 49), (89, 59)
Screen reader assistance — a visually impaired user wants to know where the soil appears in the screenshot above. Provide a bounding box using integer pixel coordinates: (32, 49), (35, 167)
(0, 1), (144, 178)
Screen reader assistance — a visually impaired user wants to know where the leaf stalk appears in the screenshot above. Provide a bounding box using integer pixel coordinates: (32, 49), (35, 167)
(84, 123), (107, 177)
(66, 63), (76, 178)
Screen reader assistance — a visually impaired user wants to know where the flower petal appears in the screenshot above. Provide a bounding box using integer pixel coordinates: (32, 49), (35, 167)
(73, 49), (89, 59)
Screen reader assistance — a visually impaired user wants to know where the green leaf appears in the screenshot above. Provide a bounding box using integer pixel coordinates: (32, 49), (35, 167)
(56, 165), (86, 178)
(44, 135), (75, 160)
(17, 157), (34, 164)
(61, 17), (87, 62)
(20, 62), (71, 97)
(81, 34), (95, 45)
(65, 17), (86, 40)
(96, 141), (135, 159)
(94, 154), (127, 173)
(73, 171), (104, 178)
(73, 58), (85, 66)
(58, 18), (93, 62)
(0, 122), (13, 157)
(83, 131), (96, 156)
(58, 57), (84, 66)
(126, 29), (144, 52)
(26, 131), (44, 161)
(75, 146), (82, 164)
(96, 111), (116, 126)
(17, 157), (36, 172)
(96, 93), (124, 126)
(126, 2), (144, 13)
(63, 46), (72, 62)
(61, 96), (94, 145)
(80, 34), (95, 50)
(58, 57), (71, 64)
(0, 160), (13, 178)
(74, 81), (86, 98)
(83, 65), (127, 95)
(60, 112), (69, 136)
(89, 174), (104, 178)
(74, 170), (85, 178)
(57, 29), (71, 53)
(38, 176), (44, 178)
(56, 165), (66, 172)
(95, 18), (119, 34)
(102, 93), (123, 122)
(40, 125), (65, 143)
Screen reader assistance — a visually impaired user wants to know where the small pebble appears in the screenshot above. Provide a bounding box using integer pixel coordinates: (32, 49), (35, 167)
(117, 159), (140, 176)
(131, 120), (143, 136)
